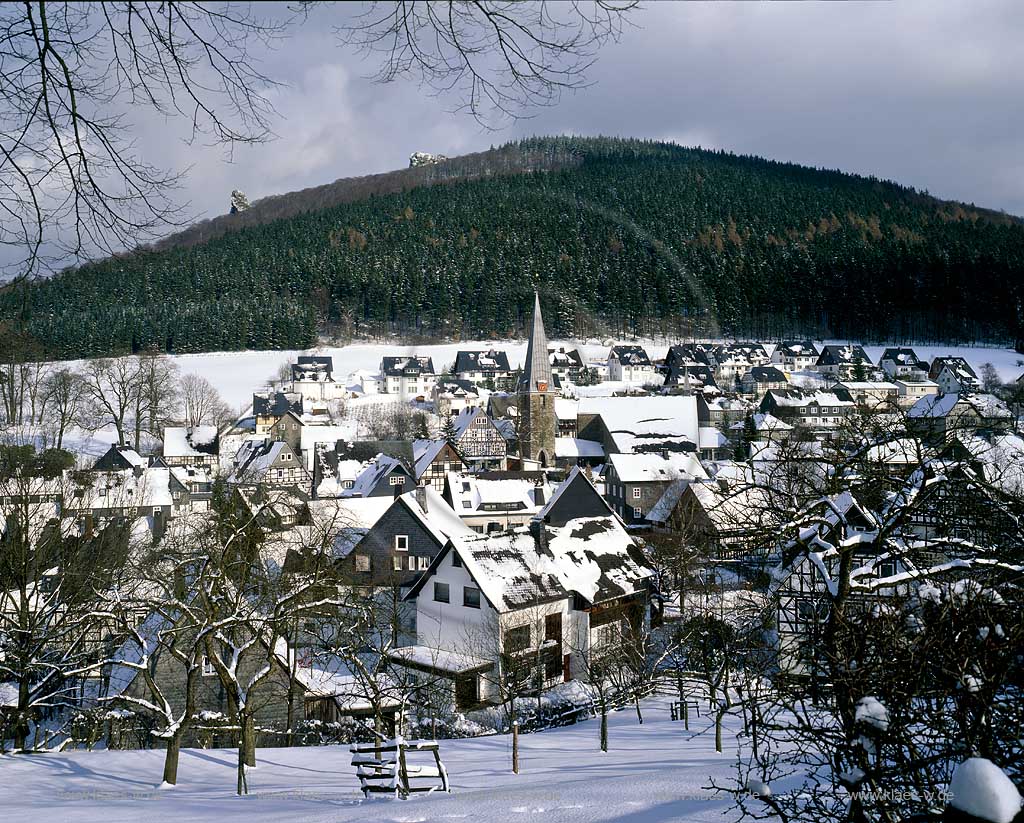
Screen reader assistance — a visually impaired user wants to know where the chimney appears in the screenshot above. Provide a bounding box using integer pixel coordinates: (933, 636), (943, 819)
(415, 484), (427, 513)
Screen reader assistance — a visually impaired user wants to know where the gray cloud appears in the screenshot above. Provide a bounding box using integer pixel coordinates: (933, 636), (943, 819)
(26, 0), (1024, 267)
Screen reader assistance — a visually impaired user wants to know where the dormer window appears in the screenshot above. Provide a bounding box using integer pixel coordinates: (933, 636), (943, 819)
(389, 475), (405, 486)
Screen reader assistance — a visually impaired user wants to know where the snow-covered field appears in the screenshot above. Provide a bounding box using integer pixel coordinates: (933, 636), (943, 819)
(0, 694), (743, 823)
(156, 339), (1024, 410)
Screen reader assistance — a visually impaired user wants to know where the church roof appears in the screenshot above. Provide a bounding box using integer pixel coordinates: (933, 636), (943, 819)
(519, 291), (555, 393)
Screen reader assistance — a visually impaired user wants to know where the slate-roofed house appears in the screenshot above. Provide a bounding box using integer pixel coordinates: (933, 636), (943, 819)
(879, 348), (930, 380)
(432, 378), (480, 417)
(834, 380), (899, 412)
(380, 356), (437, 400)
(758, 387), (856, 429)
(740, 366), (789, 395)
(929, 357), (981, 395)
(290, 356), (340, 401)
(75, 467), (179, 535)
(413, 439), (466, 492)
(548, 347), (587, 384)
(907, 392), (1014, 442)
(229, 439), (309, 488)
(663, 361), (719, 392)
(346, 452), (417, 498)
(340, 486), (473, 589)
(607, 345), (657, 383)
(162, 426), (220, 470)
(453, 349), (513, 387)
(254, 391), (303, 435)
(649, 478), (781, 561)
(397, 514), (654, 707)
(894, 377), (940, 408)
(443, 471), (554, 533)
(92, 444), (149, 473)
(815, 344), (873, 379)
(697, 395), (752, 432)
(532, 466), (615, 528)
(312, 440), (415, 499)
(773, 493), (913, 677)
(602, 451), (707, 526)
(770, 341), (820, 372)
(452, 406), (507, 470)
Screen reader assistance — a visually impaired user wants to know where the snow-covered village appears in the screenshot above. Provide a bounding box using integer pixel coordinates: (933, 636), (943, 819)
(1, 4), (1023, 823)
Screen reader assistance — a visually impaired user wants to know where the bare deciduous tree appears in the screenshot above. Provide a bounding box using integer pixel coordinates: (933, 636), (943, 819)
(180, 373), (230, 428)
(336, 1), (637, 127)
(1, 2), (636, 280)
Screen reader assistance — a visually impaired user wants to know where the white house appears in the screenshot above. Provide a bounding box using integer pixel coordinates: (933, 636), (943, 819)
(395, 514), (654, 709)
(607, 345), (657, 384)
(770, 341), (820, 373)
(380, 356), (437, 401)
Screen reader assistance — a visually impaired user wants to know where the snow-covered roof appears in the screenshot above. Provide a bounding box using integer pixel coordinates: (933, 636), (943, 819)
(439, 515), (651, 611)
(78, 468), (174, 509)
(162, 425), (219, 458)
(907, 392), (1012, 420)
(388, 645), (493, 675)
(578, 395), (699, 453)
(554, 437), (604, 458)
(607, 452), (707, 483)
(647, 478), (689, 524)
(698, 427), (730, 450)
(413, 439), (451, 478)
(399, 486), (476, 545)
(445, 472), (551, 515)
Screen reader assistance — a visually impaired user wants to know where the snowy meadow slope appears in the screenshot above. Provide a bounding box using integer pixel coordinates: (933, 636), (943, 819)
(0, 694), (746, 823)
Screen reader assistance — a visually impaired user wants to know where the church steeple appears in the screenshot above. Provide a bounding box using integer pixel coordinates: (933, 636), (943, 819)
(517, 291), (557, 467)
(520, 290), (554, 393)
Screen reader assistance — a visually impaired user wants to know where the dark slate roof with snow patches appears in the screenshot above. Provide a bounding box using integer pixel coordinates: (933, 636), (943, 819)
(776, 341), (819, 357)
(381, 356), (436, 377)
(253, 391), (303, 418)
(817, 344), (871, 366)
(609, 345), (653, 366)
(454, 349), (511, 373)
(747, 366), (788, 382)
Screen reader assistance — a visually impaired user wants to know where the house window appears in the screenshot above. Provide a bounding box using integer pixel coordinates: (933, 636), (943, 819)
(434, 582), (450, 603)
(355, 554), (370, 572)
(879, 561), (896, 578)
(284, 453), (292, 461)
(463, 586), (481, 609)
(393, 556), (404, 571)
(343, 480), (354, 489)
(633, 507), (643, 519)
(504, 625), (531, 654)
(632, 487), (641, 499)
(395, 535), (409, 551)
(452, 552), (462, 567)
(202, 656), (216, 677)
(389, 475), (405, 486)
(462, 500), (472, 509)
(418, 556), (430, 570)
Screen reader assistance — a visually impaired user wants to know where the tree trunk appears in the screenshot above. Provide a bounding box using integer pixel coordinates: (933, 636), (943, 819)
(237, 745), (248, 796)
(162, 735), (182, 785)
(512, 720), (520, 774)
(634, 694), (643, 725)
(600, 708), (608, 752)
(242, 713), (256, 767)
(715, 709), (724, 753)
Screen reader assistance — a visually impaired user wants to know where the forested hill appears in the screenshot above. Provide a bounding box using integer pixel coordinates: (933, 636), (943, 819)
(4, 136), (1024, 360)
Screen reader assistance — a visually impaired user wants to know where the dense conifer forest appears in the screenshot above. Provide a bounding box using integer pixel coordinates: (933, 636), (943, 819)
(3, 136), (1022, 359)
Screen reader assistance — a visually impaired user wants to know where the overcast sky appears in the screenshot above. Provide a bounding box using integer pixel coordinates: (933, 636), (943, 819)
(61, 1), (1024, 243)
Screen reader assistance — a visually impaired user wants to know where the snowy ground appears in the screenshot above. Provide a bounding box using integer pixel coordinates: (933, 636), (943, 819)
(0, 694), (749, 823)
(153, 339), (1023, 410)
